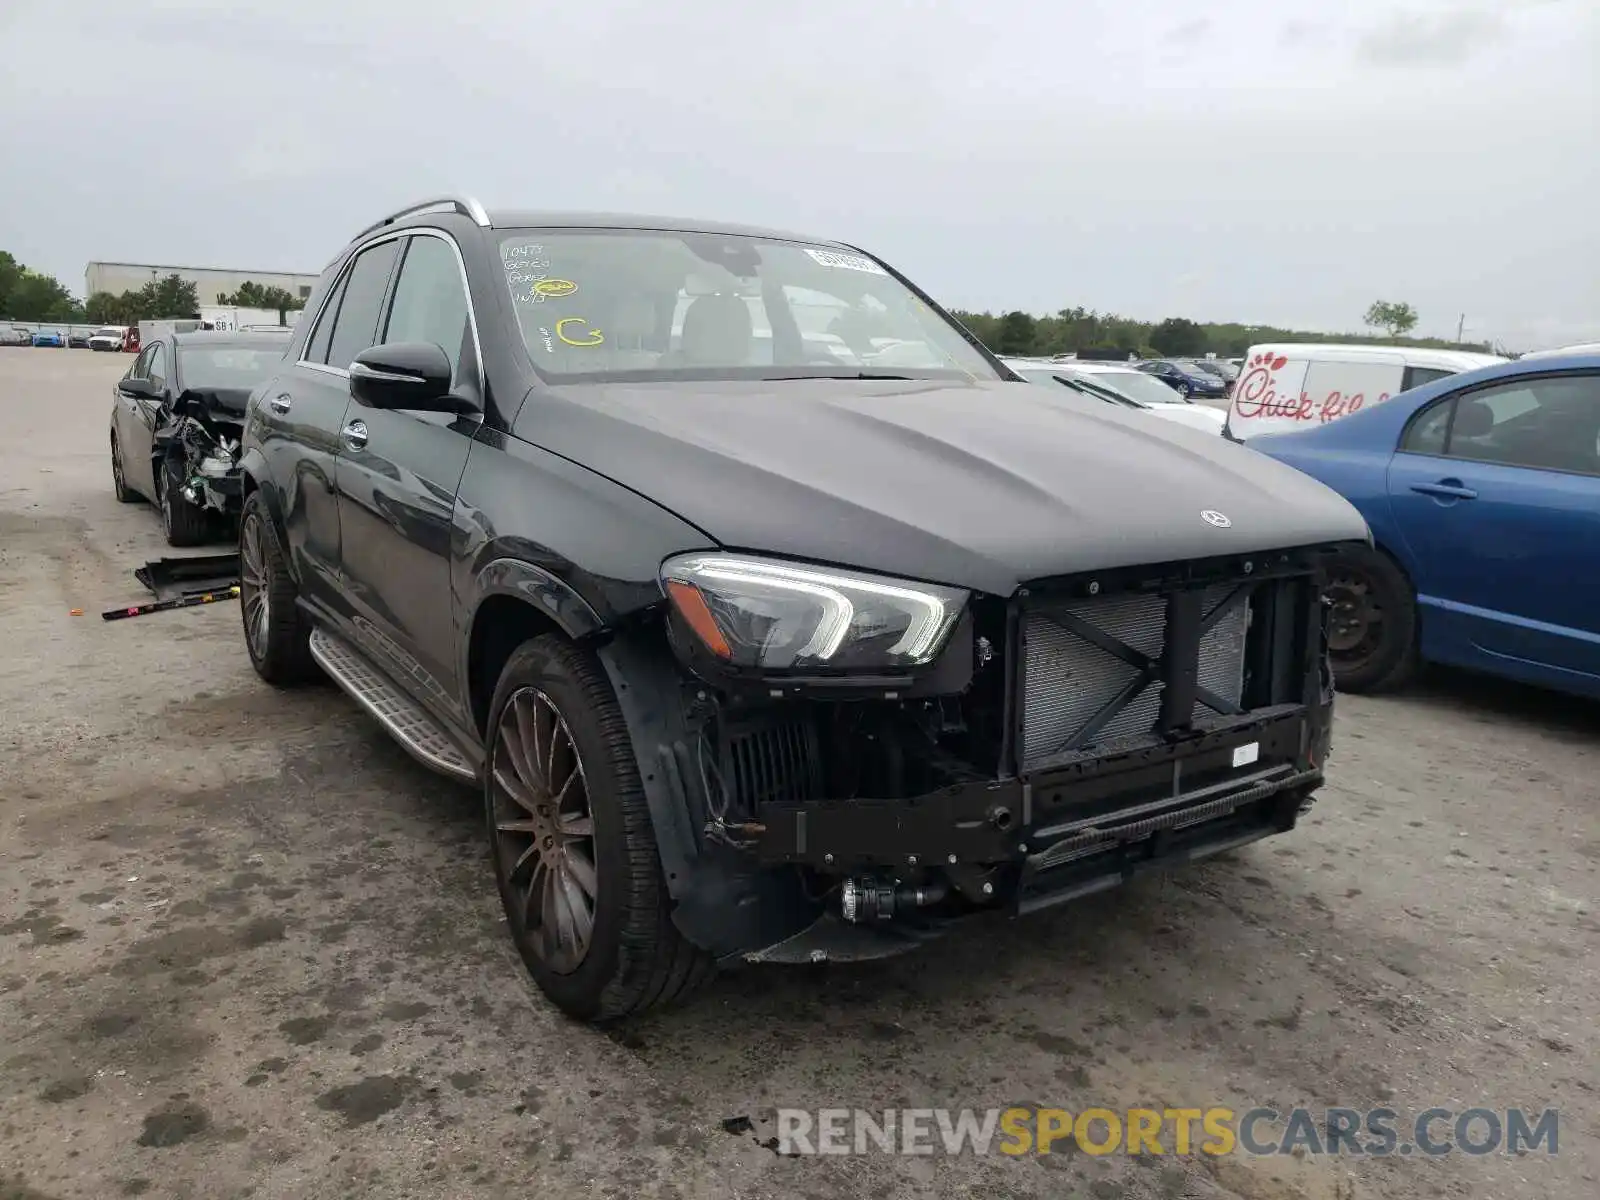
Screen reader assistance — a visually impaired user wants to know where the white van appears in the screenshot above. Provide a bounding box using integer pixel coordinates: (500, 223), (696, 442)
(1223, 343), (1505, 441)
(1520, 341), (1600, 359)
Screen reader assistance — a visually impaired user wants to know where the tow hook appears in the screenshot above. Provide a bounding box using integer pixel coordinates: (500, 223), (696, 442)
(839, 877), (949, 924)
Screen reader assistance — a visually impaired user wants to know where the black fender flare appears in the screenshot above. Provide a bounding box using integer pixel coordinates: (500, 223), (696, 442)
(595, 629), (820, 959)
(237, 449), (291, 562)
(466, 557), (605, 642)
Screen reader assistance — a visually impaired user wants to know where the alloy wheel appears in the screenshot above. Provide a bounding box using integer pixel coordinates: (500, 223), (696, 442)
(111, 440), (125, 495)
(238, 513), (271, 661)
(490, 687), (598, 974)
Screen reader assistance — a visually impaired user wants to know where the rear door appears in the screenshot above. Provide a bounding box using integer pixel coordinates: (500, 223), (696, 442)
(1386, 370), (1600, 678)
(1299, 358), (1404, 426)
(265, 237), (402, 615)
(333, 230), (483, 730)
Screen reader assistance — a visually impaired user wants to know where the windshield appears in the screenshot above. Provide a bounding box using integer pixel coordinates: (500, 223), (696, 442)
(1072, 369), (1189, 407)
(177, 346), (284, 391)
(497, 229), (1000, 382)
(94, 327), (122, 337)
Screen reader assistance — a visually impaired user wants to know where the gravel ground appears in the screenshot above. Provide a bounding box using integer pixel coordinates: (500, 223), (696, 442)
(1, 349), (1595, 1200)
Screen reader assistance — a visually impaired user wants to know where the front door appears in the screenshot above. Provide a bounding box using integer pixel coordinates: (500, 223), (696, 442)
(114, 343), (162, 498)
(1387, 370), (1600, 679)
(333, 231), (482, 732)
(268, 237), (402, 615)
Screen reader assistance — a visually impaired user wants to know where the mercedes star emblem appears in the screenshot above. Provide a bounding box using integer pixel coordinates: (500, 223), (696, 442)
(1201, 510), (1232, 528)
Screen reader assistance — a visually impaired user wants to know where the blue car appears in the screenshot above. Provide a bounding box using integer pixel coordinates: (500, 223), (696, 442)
(1251, 353), (1600, 698)
(31, 330), (65, 348)
(1139, 359), (1229, 400)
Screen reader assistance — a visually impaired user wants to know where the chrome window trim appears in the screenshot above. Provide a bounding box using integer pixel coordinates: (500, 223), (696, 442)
(296, 226), (486, 398)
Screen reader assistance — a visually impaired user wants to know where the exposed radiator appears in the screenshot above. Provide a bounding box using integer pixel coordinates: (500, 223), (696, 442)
(1021, 584), (1248, 769)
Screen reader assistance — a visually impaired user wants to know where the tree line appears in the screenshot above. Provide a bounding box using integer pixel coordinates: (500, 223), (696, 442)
(949, 299), (1486, 360)
(2, 250), (306, 326)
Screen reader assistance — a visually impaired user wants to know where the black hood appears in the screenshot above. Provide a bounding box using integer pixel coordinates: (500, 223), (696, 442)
(517, 378), (1369, 597)
(174, 387), (250, 422)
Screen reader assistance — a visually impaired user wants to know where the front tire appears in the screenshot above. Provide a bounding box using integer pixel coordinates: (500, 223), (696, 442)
(238, 493), (319, 685)
(485, 635), (713, 1022)
(159, 461), (210, 547)
(1324, 545), (1419, 693)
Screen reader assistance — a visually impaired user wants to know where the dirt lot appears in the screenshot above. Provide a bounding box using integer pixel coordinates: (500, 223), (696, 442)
(1, 348), (1595, 1200)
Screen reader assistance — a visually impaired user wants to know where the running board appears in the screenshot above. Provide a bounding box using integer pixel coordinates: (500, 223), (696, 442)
(308, 627), (478, 783)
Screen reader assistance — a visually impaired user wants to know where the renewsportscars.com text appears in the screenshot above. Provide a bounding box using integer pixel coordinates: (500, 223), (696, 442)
(775, 1106), (1560, 1158)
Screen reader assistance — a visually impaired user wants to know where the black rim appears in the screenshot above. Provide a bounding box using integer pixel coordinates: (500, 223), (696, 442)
(490, 687), (598, 974)
(239, 513), (269, 661)
(111, 439), (124, 494)
(1325, 569), (1386, 671)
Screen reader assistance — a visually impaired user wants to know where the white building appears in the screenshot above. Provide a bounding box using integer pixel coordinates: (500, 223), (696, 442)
(84, 262), (321, 306)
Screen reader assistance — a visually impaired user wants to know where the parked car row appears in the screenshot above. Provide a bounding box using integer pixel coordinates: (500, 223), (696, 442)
(2, 324), (139, 349)
(1003, 356), (1227, 433)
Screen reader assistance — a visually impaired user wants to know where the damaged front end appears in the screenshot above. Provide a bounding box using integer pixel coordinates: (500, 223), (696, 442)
(156, 390), (246, 516)
(601, 546), (1343, 965)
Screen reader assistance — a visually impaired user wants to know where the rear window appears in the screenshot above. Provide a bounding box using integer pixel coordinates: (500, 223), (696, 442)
(1401, 365), (1457, 391)
(177, 346), (284, 390)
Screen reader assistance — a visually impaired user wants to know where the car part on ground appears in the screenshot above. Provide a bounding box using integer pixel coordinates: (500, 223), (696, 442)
(240, 194), (1369, 1021)
(102, 585), (239, 622)
(134, 553), (242, 602)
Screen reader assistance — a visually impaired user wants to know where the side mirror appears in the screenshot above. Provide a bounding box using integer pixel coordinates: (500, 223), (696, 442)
(118, 377), (157, 399)
(347, 343), (476, 413)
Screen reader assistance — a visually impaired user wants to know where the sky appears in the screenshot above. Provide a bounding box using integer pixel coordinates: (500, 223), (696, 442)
(2, 0), (1596, 350)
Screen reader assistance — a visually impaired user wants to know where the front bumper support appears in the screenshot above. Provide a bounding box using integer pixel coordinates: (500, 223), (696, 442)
(751, 705), (1324, 892)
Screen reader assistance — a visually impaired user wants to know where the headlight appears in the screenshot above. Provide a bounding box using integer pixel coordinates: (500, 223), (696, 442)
(660, 553), (967, 672)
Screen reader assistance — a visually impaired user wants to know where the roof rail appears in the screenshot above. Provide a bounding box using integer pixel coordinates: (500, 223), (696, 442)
(353, 195), (491, 240)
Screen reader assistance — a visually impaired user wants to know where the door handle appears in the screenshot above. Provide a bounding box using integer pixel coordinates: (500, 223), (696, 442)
(268, 394), (292, 415)
(342, 419), (369, 451)
(1410, 479), (1477, 500)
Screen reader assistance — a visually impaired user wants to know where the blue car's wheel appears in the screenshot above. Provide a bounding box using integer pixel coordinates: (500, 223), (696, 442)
(1324, 546), (1419, 693)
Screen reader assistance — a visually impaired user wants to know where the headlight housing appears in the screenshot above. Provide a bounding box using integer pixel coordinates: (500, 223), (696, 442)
(660, 553), (967, 672)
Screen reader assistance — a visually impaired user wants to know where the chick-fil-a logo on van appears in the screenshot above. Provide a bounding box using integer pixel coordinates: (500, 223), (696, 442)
(1234, 353), (1388, 424)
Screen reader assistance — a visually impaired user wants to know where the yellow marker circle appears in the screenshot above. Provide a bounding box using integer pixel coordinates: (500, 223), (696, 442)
(533, 278), (578, 299)
(555, 318), (604, 347)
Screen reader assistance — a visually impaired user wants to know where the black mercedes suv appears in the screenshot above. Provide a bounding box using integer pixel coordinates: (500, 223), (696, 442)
(238, 196), (1367, 1021)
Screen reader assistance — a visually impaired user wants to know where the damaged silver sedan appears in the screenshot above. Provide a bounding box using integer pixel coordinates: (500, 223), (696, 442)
(109, 331), (290, 545)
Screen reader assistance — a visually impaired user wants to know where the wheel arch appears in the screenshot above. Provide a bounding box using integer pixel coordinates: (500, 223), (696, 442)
(464, 558), (606, 738)
(238, 450), (290, 554)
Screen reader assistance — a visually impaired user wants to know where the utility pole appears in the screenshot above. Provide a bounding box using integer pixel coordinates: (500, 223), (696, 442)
(1456, 313), (1465, 346)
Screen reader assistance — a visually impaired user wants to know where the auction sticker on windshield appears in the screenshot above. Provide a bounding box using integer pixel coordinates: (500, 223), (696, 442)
(804, 249), (887, 275)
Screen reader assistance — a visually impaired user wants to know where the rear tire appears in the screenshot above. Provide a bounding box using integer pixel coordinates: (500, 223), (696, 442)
(110, 434), (138, 503)
(1324, 545), (1419, 694)
(159, 461), (210, 547)
(238, 493), (319, 685)
(485, 635), (713, 1022)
